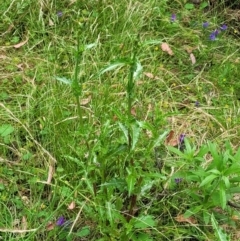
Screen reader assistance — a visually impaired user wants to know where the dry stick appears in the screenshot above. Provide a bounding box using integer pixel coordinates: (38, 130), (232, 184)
(0, 103), (57, 184)
(68, 202), (86, 236)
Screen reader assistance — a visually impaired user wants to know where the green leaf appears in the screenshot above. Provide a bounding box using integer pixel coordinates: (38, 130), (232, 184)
(126, 173), (136, 196)
(142, 39), (163, 47)
(199, 174), (217, 187)
(131, 121), (142, 150)
(184, 3), (195, 10)
(84, 43), (97, 50)
(76, 226), (90, 237)
(222, 176), (230, 189)
(200, 1), (209, 10)
(55, 76), (72, 85)
(184, 205), (203, 218)
(219, 187), (227, 209)
(0, 124), (14, 137)
(118, 122), (128, 143)
(106, 201), (113, 226)
(152, 130), (169, 148)
(228, 186), (240, 194)
(133, 61), (142, 80)
(211, 214), (230, 241)
(99, 58), (131, 75)
(133, 215), (156, 229)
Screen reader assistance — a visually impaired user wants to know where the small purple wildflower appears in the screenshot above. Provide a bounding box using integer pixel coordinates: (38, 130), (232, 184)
(57, 11), (63, 17)
(209, 31), (216, 41)
(214, 29), (219, 35)
(220, 24), (227, 31)
(179, 134), (185, 145)
(179, 134), (186, 151)
(174, 178), (182, 184)
(170, 14), (176, 22)
(56, 216), (65, 226)
(195, 101), (200, 107)
(202, 22), (209, 28)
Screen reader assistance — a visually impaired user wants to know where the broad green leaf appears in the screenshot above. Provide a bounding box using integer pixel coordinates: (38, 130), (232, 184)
(200, 1), (209, 10)
(224, 166), (240, 176)
(228, 187), (240, 193)
(229, 177), (240, 183)
(99, 58), (131, 75)
(199, 174), (217, 187)
(222, 176), (230, 189)
(55, 76), (72, 85)
(0, 124), (14, 137)
(76, 226), (90, 237)
(207, 169), (221, 175)
(219, 185), (227, 209)
(184, 3), (195, 10)
(133, 215), (156, 229)
(211, 214), (229, 241)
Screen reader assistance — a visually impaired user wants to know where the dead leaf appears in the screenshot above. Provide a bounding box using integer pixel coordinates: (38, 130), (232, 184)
(21, 216), (27, 230)
(49, 18), (54, 26)
(131, 107), (137, 116)
(0, 55), (7, 60)
(190, 53), (196, 65)
(14, 37), (29, 49)
(68, 201), (76, 210)
(165, 130), (179, 147)
(80, 95), (91, 105)
(144, 72), (154, 78)
(175, 214), (197, 224)
(46, 222), (55, 231)
(46, 164), (54, 185)
(161, 42), (174, 56)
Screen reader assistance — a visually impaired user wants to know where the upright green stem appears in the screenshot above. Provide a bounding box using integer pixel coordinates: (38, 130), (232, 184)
(73, 35), (83, 127)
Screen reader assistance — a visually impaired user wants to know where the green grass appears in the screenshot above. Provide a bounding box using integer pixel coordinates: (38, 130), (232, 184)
(1, 0), (240, 240)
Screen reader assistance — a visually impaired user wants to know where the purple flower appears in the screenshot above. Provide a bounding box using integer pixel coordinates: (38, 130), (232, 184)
(220, 24), (227, 31)
(179, 134), (186, 151)
(202, 22), (209, 28)
(179, 134), (185, 144)
(56, 216), (65, 226)
(214, 29), (219, 35)
(170, 14), (176, 22)
(57, 11), (63, 17)
(209, 31), (216, 41)
(174, 178), (182, 184)
(195, 101), (200, 107)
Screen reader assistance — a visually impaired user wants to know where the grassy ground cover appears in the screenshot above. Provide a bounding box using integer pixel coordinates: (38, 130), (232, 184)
(1, 0), (240, 240)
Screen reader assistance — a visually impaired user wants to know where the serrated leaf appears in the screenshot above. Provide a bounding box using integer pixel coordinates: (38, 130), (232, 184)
(133, 61), (142, 80)
(131, 122), (141, 150)
(99, 59), (131, 76)
(126, 174), (136, 196)
(55, 76), (72, 85)
(211, 214), (229, 241)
